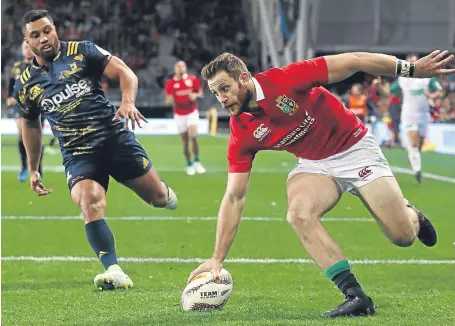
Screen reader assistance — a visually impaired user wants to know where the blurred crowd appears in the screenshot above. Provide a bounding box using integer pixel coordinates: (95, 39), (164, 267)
(2, 0), (454, 131)
(331, 73), (455, 147)
(2, 0), (255, 92)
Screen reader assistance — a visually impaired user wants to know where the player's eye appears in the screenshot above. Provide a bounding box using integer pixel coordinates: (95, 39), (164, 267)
(30, 32), (39, 38)
(222, 86), (229, 92)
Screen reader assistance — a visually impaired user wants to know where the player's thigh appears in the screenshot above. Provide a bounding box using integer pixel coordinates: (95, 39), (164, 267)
(355, 176), (416, 245)
(65, 157), (109, 222)
(402, 121), (421, 147)
(109, 132), (165, 204)
(286, 163), (341, 223)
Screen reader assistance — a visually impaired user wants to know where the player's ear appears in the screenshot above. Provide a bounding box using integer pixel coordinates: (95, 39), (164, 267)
(239, 72), (249, 87)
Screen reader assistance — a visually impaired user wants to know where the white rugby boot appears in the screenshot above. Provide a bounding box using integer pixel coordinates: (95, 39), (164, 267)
(186, 165), (196, 175)
(193, 162), (206, 174)
(94, 264), (133, 291)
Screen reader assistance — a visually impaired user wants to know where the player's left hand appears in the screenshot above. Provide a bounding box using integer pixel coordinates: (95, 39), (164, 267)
(415, 50), (455, 77)
(113, 101), (148, 130)
(188, 93), (198, 102)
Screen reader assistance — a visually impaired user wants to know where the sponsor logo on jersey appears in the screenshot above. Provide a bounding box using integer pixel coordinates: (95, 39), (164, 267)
(60, 62), (83, 79)
(275, 94), (299, 115)
(29, 85), (44, 101)
(358, 166), (373, 180)
(253, 123), (271, 142)
(274, 115), (315, 148)
(40, 80), (91, 112)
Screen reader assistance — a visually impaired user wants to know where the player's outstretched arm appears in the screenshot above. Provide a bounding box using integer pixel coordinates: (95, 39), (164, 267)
(187, 172), (250, 283)
(324, 50), (455, 84)
(23, 118), (51, 196)
(104, 56), (147, 130)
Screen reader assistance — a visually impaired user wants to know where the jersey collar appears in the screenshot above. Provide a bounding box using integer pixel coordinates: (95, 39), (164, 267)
(252, 77), (265, 101)
(174, 73), (188, 81)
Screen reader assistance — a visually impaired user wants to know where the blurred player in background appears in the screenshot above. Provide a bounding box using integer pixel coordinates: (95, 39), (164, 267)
(188, 50), (454, 317)
(15, 10), (178, 291)
(165, 60), (206, 175)
(385, 54), (444, 183)
(7, 41), (43, 182)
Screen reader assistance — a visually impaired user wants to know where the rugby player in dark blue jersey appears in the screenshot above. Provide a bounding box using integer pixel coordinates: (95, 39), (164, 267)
(7, 41), (42, 182)
(15, 9), (178, 290)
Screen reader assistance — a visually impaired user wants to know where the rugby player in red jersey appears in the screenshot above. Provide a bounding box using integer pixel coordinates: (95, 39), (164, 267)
(187, 50), (455, 317)
(165, 61), (206, 175)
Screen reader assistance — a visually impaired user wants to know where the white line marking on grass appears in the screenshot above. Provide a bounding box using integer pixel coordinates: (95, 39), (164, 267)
(2, 256), (454, 264)
(2, 165), (454, 183)
(1, 215), (374, 222)
(390, 166), (455, 184)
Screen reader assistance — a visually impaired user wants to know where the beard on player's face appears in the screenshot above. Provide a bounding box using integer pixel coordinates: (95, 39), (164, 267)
(30, 37), (59, 62)
(223, 82), (254, 116)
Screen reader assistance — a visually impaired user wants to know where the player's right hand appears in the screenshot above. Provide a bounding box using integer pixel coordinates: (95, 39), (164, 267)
(187, 258), (223, 284)
(415, 50), (455, 77)
(6, 97), (16, 107)
(30, 171), (52, 196)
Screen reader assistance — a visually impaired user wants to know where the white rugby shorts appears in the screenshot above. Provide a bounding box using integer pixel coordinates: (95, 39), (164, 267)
(174, 110), (199, 134)
(287, 132), (394, 195)
(401, 112), (430, 136)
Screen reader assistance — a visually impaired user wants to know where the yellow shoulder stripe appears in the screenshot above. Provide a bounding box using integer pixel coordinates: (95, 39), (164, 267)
(67, 41), (80, 56)
(19, 66), (31, 84)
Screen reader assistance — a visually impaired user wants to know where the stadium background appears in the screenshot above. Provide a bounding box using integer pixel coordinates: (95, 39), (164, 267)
(1, 1), (455, 325)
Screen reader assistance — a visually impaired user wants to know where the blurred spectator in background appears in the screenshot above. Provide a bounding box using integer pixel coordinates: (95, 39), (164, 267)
(343, 83), (376, 124)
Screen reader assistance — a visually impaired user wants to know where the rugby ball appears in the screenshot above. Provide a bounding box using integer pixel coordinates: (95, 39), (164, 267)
(181, 269), (233, 311)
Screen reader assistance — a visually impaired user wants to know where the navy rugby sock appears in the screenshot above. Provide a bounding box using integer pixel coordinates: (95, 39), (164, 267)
(18, 140), (27, 170)
(325, 260), (363, 296)
(85, 219), (118, 270)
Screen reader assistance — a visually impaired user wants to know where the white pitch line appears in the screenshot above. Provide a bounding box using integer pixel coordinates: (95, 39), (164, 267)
(2, 165), (454, 183)
(0, 215), (374, 222)
(390, 166), (455, 184)
(1, 256), (454, 265)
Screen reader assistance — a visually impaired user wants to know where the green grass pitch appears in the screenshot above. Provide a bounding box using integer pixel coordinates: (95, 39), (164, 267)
(1, 134), (454, 325)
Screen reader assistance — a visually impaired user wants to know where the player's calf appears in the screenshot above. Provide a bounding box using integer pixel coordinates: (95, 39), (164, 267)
(72, 180), (120, 271)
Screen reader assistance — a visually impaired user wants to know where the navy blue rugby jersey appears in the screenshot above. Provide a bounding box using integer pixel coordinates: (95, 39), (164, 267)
(13, 41), (125, 157)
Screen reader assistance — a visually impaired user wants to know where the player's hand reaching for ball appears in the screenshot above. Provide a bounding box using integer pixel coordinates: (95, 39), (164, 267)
(415, 50), (455, 78)
(113, 100), (148, 130)
(30, 171), (52, 196)
(187, 258), (223, 284)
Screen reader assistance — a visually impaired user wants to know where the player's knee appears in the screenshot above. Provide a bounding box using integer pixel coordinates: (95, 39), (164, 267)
(77, 193), (106, 221)
(286, 203), (319, 228)
(389, 226), (416, 247)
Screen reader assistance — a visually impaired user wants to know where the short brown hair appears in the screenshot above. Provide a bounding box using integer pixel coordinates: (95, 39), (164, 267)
(201, 52), (250, 81)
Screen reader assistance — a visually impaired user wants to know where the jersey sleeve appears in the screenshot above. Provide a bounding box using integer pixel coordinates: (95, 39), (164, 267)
(80, 41), (112, 76)
(193, 76), (202, 91)
(13, 81), (40, 120)
(8, 62), (21, 97)
(280, 57), (329, 91)
(164, 79), (173, 96)
(389, 80), (402, 95)
(227, 132), (256, 173)
(429, 77), (443, 92)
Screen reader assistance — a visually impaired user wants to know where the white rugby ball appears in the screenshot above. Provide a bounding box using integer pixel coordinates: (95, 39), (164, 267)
(181, 269), (233, 311)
